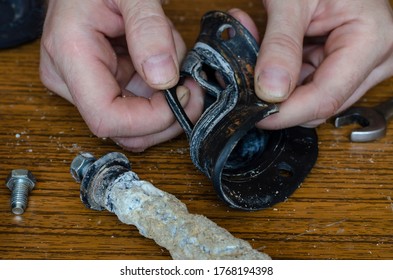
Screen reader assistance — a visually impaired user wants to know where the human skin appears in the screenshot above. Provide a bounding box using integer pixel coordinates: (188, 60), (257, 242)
(40, 0), (205, 152)
(40, 0), (393, 151)
(255, 0), (393, 129)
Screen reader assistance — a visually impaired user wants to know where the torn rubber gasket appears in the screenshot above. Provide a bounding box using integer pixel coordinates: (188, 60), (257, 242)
(165, 11), (318, 211)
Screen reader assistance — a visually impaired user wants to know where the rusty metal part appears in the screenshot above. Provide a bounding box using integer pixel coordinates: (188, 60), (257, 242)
(5, 169), (36, 215)
(70, 152), (271, 260)
(71, 152), (131, 211)
(165, 11), (318, 210)
(334, 97), (393, 142)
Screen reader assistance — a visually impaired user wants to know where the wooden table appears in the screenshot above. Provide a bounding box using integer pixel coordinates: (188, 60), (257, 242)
(0, 0), (392, 260)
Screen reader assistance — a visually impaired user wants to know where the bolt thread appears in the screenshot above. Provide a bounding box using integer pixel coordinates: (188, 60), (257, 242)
(10, 182), (30, 215)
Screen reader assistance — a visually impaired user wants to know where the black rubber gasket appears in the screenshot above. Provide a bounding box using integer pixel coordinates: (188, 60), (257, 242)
(80, 152), (131, 211)
(165, 11), (318, 211)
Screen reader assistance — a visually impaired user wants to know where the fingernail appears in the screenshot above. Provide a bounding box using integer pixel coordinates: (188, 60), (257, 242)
(176, 85), (190, 107)
(142, 54), (178, 88)
(256, 68), (291, 102)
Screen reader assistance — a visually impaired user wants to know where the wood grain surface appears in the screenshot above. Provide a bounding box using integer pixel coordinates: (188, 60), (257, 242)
(0, 0), (392, 260)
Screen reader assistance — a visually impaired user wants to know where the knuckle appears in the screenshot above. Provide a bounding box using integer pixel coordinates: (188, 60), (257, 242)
(116, 138), (150, 153)
(87, 117), (111, 138)
(262, 0), (272, 9)
(39, 63), (51, 87)
(126, 9), (169, 41)
(40, 36), (53, 55)
(262, 33), (303, 67)
(314, 94), (343, 120)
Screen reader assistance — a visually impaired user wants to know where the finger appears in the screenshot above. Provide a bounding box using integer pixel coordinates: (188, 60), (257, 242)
(113, 122), (184, 152)
(40, 0), (125, 103)
(300, 63), (393, 129)
(113, 89), (189, 152)
(113, 79), (205, 151)
(39, 49), (74, 103)
(75, 68), (190, 138)
(300, 40), (393, 128)
(297, 45), (324, 85)
(257, 36), (383, 130)
(124, 74), (155, 98)
(55, 29), (183, 139)
(49, 30), (179, 138)
(117, 0), (181, 89)
(255, 0), (314, 102)
(108, 36), (139, 89)
(66, 20), (185, 137)
(122, 19), (187, 98)
(115, 52), (137, 89)
(40, 1), (188, 140)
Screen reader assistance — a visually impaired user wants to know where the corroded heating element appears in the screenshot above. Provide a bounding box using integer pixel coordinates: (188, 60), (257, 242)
(71, 152), (270, 260)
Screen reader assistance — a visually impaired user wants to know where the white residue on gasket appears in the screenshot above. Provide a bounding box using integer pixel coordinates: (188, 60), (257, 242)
(103, 172), (270, 260)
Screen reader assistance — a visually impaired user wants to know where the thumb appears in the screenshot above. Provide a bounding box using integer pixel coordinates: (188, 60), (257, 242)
(256, 0), (311, 102)
(117, 0), (180, 90)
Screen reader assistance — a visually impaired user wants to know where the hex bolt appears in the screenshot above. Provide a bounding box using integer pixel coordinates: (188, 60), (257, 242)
(70, 152), (96, 183)
(5, 169), (36, 215)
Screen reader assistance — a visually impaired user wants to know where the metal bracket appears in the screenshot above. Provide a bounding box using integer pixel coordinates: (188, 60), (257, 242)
(165, 11), (318, 210)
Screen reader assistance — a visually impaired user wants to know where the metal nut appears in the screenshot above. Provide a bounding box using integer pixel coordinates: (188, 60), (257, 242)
(70, 152), (96, 183)
(6, 169), (36, 191)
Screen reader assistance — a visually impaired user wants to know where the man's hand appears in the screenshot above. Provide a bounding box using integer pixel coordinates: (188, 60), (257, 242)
(254, 0), (393, 129)
(40, 0), (204, 151)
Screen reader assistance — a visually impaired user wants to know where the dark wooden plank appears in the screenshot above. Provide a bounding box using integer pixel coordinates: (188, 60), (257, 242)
(0, 0), (392, 260)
